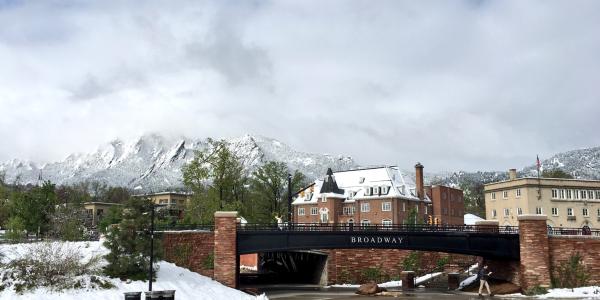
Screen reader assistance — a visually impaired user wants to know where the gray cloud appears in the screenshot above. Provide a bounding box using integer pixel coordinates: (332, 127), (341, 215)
(0, 0), (599, 172)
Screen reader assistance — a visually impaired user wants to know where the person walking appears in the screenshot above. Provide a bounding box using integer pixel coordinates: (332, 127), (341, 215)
(478, 265), (493, 296)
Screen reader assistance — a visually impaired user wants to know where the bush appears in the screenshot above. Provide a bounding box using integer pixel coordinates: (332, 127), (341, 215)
(552, 253), (590, 289)
(0, 242), (113, 294)
(402, 251), (421, 272)
(202, 252), (214, 270)
(525, 285), (548, 295)
(360, 267), (385, 283)
(5, 216), (26, 243)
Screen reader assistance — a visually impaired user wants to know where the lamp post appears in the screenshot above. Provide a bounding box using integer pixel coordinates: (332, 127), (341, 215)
(148, 202), (155, 292)
(287, 173), (292, 228)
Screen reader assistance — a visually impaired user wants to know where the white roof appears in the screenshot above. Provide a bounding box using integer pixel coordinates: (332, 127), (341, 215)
(293, 166), (429, 205)
(464, 213), (484, 225)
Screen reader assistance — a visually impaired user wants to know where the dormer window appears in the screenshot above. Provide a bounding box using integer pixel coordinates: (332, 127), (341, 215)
(364, 187), (372, 196)
(359, 177), (365, 184)
(381, 186), (390, 195)
(373, 186), (380, 195)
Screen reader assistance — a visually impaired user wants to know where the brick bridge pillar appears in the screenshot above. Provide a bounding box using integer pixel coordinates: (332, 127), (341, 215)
(518, 215), (551, 291)
(214, 211), (239, 288)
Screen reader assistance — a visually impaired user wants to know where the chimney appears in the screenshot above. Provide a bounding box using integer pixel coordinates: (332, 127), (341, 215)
(509, 169), (517, 180)
(415, 162), (425, 200)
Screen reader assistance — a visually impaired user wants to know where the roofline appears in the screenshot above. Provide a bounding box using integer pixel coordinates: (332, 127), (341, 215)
(484, 177), (600, 187)
(332, 165), (399, 173)
(83, 202), (123, 206)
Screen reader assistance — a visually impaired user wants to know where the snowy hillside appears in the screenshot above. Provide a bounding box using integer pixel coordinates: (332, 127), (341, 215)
(0, 134), (357, 191)
(522, 147), (600, 179)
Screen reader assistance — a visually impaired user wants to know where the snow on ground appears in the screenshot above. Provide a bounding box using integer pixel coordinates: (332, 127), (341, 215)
(329, 272), (443, 288)
(0, 241), (267, 300)
(459, 274), (478, 289)
(538, 286), (600, 299)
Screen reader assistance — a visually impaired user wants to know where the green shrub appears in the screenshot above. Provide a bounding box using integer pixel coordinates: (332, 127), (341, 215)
(525, 285), (548, 295)
(402, 251), (421, 272)
(202, 252), (214, 270)
(552, 253), (590, 289)
(5, 216), (26, 243)
(360, 267), (383, 283)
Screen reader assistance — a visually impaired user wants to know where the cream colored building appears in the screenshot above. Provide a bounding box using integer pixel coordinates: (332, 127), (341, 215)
(139, 192), (191, 208)
(485, 169), (600, 228)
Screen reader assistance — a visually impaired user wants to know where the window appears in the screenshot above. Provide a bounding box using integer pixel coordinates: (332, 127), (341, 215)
(361, 202), (370, 212)
(491, 192), (496, 200)
(516, 189), (521, 197)
(504, 208), (510, 217)
(574, 190), (580, 200)
(402, 202), (406, 212)
(551, 207), (558, 216)
(492, 209), (497, 218)
(560, 189), (565, 199)
(310, 207), (318, 215)
(382, 202), (391, 211)
(588, 191), (594, 200)
(552, 189), (558, 199)
(343, 206), (355, 215)
(321, 195), (327, 202)
(361, 219), (371, 226)
(320, 212), (329, 223)
(443, 208), (448, 215)
(451, 208), (456, 216)
(598, 209), (600, 217)
(86, 209), (93, 216)
(535, 207), (543, 215)
(424, 205), (428, 214)
(566, 190), (572, 199)
(517, 207), (523, 215)
(298, 208), (305, 216)
(373, 186), (380, 195)
(382, 219), (392, 226)
(567, 208), (574, 216)
(596, 191), (600, 200)
(583, 208), (589, 217)
(503, 191), (508, 199)
(581, 190), (587, 199)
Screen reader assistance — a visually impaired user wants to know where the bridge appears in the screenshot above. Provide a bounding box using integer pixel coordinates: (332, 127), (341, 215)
(160, 212), (600, 291)
(237, 223), (520, 260)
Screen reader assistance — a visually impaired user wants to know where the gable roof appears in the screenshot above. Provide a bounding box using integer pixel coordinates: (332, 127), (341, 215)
(293, 166), (430, 205)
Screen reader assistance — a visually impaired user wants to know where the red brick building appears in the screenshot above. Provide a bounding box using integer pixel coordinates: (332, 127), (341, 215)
(293, 164), (432, 225)
(426, 185), (465, 225)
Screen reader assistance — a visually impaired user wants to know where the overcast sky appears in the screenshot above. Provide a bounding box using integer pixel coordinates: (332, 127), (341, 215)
(1, 1), (599, 172)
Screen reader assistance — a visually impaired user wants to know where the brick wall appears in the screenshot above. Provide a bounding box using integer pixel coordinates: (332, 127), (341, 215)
(162, 231), (214, 278)
(549, 236), (600, 285)
(325, 248), (476, 284)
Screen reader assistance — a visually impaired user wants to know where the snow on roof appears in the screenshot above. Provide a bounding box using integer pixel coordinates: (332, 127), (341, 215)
(464, 213), (484, 225)
(293, 166), (428, 205)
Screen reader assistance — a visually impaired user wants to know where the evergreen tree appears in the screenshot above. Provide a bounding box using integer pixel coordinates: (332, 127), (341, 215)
(103, 197), (162, 280)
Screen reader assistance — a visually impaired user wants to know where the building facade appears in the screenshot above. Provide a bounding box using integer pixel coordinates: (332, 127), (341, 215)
(83, 202), (122, 226)
(484, 169), (600, 228)
(135, 191), (191, 219)
(292, 164), (434, 226)
(426, 185), (465, 225)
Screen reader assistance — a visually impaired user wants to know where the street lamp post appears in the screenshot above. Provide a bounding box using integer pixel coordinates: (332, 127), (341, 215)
(287, 173), (292, 228)
(148, 203), (155, 292)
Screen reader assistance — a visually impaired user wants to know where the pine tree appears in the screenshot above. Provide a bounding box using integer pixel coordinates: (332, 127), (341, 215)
(103, 197), (162, 280)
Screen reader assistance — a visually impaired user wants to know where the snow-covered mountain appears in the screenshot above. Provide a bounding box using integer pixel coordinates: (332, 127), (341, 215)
(522, 147), (600, 179)
(0, 134), (357, 191)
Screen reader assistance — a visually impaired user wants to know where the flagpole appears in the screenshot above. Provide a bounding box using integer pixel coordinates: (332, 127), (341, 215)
(537, 155), (542, 200)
